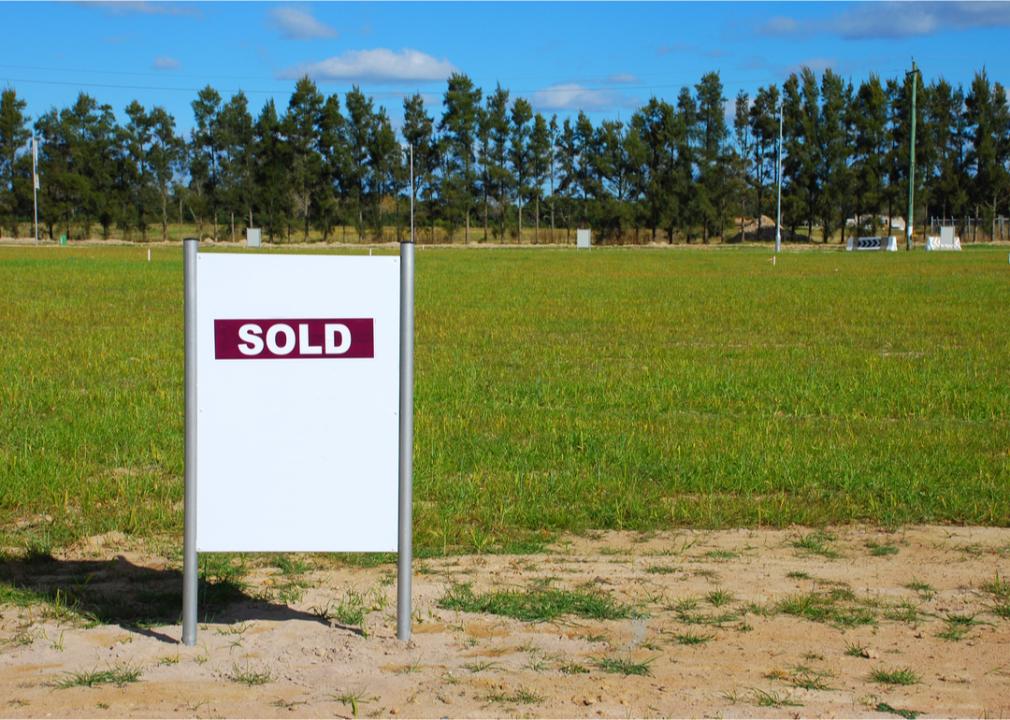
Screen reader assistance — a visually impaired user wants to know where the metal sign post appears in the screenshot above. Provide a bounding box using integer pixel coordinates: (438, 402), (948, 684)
(182, 238), (198, 645)
(397, 146), (415, 642)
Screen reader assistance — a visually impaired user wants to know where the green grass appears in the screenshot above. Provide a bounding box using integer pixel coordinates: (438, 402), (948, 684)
(792, 531), (840, 558)
(673, 631), (714, 645)
(596, 656), (655, 676)
(867, 542), (900, 557)
(875, 702), (921, 719)
(1, 246), (1009, 556)
(55, 663), (142, 688)
(437, 582), (632, 622)
(226, 663), (272, 686)
(777, 589), (877, 627)
(870, 667), (920, 686)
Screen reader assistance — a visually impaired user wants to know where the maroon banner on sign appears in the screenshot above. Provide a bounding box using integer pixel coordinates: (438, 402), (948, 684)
(214, 318), (374, 359)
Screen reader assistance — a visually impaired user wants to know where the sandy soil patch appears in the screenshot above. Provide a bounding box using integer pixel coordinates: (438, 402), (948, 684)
(2, 526), (1008, 718)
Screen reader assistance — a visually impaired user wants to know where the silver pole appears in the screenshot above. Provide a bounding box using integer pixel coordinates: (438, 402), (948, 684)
(775, 103), (783, 254)
(182, 238), (199, 645)
(32, 136), (39, 245)
(396, 147), (415, 641)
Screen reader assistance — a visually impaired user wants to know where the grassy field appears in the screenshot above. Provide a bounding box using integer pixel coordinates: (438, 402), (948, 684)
(1, 244), (1008, 556)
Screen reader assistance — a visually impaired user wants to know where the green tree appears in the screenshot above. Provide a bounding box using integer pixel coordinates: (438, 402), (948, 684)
(632, 98), (677, 242)
(218, 91), (255, 240)
(965, 69), (1010, 239)
(401, 92), (437, 242)
(509, 98), (533, 240)
(148, 107), (182, 241)
(674, 86), (698, 241)
(484, 84), (510, 240)
(252, 99), (290, 242)
(818, 69), (851, 243)
(316, 93), (347, 241)
(344, 86), (374, 241)
(440, 73), (481, 241)
(0, 88), (31, 236)
(851, 75), (888, 234)
(695, 71), (730, 241)
(190, 85), (222, 239)
(284, 77), (324, 241)
(748, 85), (780, 238)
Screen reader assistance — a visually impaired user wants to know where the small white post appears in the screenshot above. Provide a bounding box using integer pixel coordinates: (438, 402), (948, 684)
(775, 103), (783, 254)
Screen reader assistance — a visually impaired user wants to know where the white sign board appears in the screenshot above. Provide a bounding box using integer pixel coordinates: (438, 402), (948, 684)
(246, 228), (261, 248)
(195, 253), (400, 552)
(576, 228), (591, 249)
(847, 236), (897, 251)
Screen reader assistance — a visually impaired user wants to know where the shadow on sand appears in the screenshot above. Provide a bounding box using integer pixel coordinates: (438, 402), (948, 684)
(0, 552), (330, 644)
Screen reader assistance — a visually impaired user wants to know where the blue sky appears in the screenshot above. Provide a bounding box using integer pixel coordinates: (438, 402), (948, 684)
(3, 1), (1009, 134)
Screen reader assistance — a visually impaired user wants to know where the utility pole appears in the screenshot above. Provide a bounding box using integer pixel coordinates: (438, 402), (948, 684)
(775, 101), (783, 254)
(905, 60), (919, 251)
(31, 135), (39, 244)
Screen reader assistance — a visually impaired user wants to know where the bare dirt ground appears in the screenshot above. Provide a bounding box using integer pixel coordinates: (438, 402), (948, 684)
(2, 526), (1009, 719)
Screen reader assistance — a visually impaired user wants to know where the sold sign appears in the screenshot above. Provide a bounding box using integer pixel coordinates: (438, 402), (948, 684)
(213, 318), (375, 359)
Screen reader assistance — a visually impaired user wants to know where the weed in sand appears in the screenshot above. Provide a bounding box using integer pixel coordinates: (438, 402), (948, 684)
(792, 532), (840, 559)
(788, 666), (834, 690)
(462, 661), (498, 673)
(777, 589), (876, 628)
(786, 571), (813, 580)
(750, 688), (802, 707)
(226, 663), (271, 686)
(645, 565), (677, 575)
(866, 542), (900, 557)
(982, 573), (1009, 598)
(706, 589), (734, 607)
(876, 702), (921, 719)
(56, 663), (142, 688)
(904, 580), (935, 598)
(673, 631), (714, 645)
(703, 550), (739, 560)
(438, 583), (632, 622)
(596, 656), (654, 676)
(484, 687), (543, 705)
(870, 667), (919, 686)
(845, 641), (870, 658)
(560, 662), (590, 674)
(333, 689), (376, 717)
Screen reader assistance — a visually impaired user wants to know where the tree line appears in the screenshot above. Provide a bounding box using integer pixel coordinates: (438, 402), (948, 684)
(0, 66), (1008, 244)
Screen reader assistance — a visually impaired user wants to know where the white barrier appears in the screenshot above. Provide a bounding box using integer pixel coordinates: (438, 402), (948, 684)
(925, 226), (961, 251)
(847, 236), (898, 252)
(576, 228), (591, 249)
(246, 227), (261, 248)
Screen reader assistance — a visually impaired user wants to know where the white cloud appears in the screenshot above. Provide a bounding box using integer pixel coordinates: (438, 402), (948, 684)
(152, 55), (180, 70)
(82, 2), (198, 16)
(268, 6), (337, 40)
(531, 83), (632, 112)
(758, 15), (800, 36)
(759, 2), (1010, 40)
(280, 48), (456, 83)
(606, 73), (638, 85)
(832, 1), (1010, 38)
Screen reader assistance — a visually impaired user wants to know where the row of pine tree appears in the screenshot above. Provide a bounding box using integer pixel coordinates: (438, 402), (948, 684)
(0, 67), (1007, 243)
